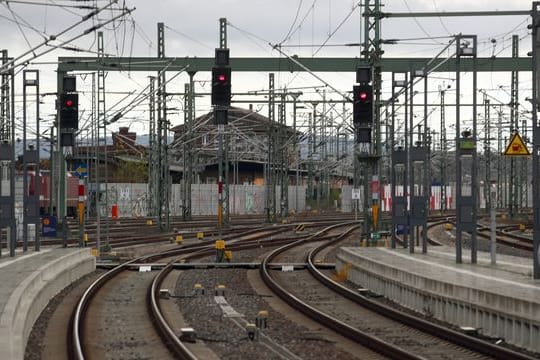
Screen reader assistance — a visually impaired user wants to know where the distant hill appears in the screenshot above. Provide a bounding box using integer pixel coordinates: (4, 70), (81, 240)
(14, 135), (171, 159)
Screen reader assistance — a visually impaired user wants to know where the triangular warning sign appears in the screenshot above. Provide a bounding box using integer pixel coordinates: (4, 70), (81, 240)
(504, 132), (530, 156)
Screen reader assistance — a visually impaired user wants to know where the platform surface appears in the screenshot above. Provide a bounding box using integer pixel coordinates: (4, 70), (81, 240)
(341, 245), (540, 304)
(0, 246), (95, 359)
(0, 248), (71, 313)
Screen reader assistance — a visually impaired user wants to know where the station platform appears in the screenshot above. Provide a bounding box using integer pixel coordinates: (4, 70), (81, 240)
(0, 247), (95, 360)
(336, 245), (540, 353)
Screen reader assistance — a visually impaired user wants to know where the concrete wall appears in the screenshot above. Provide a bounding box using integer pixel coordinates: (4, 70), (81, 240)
(341, 184), (455, 212)
(336, 248), (540, 353)
(94, 183), (306, 217)
(0, 249), (95, 360)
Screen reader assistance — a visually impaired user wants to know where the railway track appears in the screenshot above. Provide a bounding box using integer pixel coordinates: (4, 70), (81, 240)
(71, 224), (313, 359)
(432, 218), (534, 252)
(260, 222), (536, 360)
(35, 212), (535, 359)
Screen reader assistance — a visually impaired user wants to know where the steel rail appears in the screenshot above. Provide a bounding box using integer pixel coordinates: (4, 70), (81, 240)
(307, 232), (538, 360)
(260, 222), (424, 360)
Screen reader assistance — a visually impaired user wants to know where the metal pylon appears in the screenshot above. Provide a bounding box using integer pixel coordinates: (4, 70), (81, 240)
(96, 31), (109, 251)
(147, 76), (158, 216)
(278, 92), (288, 217)
(0, 49), (16, 256)
(265, 73), (276, 222)
(530, 1), (540, 279)
(157, 22), (170, 231)
(182, 73), (196, 221)
(509, 35), (519, 216)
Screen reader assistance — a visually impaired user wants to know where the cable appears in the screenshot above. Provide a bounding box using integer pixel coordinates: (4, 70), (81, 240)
(280, 0), (304, 44)
(164, 25), (213, 51)
(4, 2), (36, 55)
(281, 0), (318, 45)
(313, 2), (359, 56)
(0, 0), (121, 72)
(227, 21), (272, 53)
(0, 0), (96, 9)
(431, 0), (452, 36)
(401, 0), (445, 45)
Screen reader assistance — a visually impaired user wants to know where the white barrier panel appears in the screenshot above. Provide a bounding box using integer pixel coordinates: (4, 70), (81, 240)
(90, 183), (306, 217)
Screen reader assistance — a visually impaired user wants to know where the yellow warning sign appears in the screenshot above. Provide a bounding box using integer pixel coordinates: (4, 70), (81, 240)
(504, 132), (530, 156)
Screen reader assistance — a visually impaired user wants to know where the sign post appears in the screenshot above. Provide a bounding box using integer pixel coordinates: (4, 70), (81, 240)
(75, 162), (87, 247)
(503, 132), (530, 156)
(352, 188), (361, 220)
(490, 181), (497, 265)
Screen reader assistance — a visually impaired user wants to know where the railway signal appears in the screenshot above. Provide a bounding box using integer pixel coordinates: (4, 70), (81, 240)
(59, 93), (79, 129)
(211, 48), (231, 108)
(353, 84), (373, 126)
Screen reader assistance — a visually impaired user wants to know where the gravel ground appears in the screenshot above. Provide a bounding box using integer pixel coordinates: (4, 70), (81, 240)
(429, 221), (533, 257)
(25, 270), (105, 360)
(175, 247), (363, 360)
(24, 222), (537, 359)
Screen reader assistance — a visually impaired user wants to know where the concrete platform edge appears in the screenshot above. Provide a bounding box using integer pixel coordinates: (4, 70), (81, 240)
(336, 248), (540, 353)
(0, 249), (96, 360)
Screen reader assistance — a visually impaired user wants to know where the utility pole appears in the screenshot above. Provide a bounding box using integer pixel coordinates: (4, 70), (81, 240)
(454, 34), (478, 264)
(22, 70), (41, 252)
(483, 96), (491, 210)
(182, 78), (196, 221)
(213, 18), (231, 230)
(96, 31), (107, 252)
(157, 22), (170, 231)
(0, 49), (16, 256)
(147, 76), (158, 217)
(278, 92), (288, 218)
(360, 0), (382, 241)
(509, 35), (519, 217)
(265, 73), (276, 222)
(530, 1), (540, 279)
(440, 88), (447, 211)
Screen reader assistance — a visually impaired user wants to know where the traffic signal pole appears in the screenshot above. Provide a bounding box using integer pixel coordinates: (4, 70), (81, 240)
(214, 18), (231, 233)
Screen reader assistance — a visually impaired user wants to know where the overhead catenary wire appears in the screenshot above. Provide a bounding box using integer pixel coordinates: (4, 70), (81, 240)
(280, 0), (304, 45)
(77, 61), (189, 134)
(4, 2), (36, 56)
(0, 0), (122, 72)
(400, 0), (446, 45)
(281, 0), (319, 45)
(0, 0), (97, 9)
(313, 1), (360, 56)
(164, 25), (214, 51)
(270, 44), (351, 102)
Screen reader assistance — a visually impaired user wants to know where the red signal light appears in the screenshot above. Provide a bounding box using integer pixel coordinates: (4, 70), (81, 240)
(218, 74), (226, 82)
(359, 92), (368, 101)
(66, 99), (73, 107)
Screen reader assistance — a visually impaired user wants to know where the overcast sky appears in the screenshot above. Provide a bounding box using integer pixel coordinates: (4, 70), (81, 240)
(0, 0), (535, 141)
